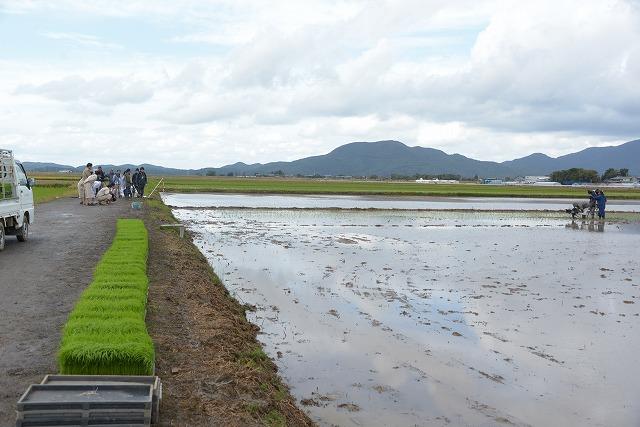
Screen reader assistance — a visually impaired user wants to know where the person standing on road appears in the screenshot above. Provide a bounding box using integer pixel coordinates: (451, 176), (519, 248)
(78, 163), (92, 205)
(118, 170), (125, 198)
(123, 169), (133, 198)
(132, 168), (140, 197)
(95, 166), (105, 183)
(137, 167), (148, 197)
(82, 163), (92, 180)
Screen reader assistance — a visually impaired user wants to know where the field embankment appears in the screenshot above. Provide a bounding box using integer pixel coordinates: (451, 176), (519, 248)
(31, 173), (640, 199)
(142, 198), (314, 426)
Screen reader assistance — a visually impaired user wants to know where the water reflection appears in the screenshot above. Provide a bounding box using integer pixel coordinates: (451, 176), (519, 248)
(174, 207), (640, 427)
(565, 220), (606, 232)
(163, 192), (640, 212)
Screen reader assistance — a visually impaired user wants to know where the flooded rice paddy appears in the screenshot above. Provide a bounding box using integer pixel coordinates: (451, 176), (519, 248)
(165, 194), (640, 427)
(165, 192), (640, 212)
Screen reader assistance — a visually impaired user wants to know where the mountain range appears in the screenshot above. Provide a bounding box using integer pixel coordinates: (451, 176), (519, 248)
(22, 139), (640, 178)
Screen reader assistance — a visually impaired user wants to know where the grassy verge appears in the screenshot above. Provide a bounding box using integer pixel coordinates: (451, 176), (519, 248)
(58, 219), (154, 375)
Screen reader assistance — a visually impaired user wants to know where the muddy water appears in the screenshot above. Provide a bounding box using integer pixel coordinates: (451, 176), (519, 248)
(163, 192), (640, 211)
(171, 205), (640, 427)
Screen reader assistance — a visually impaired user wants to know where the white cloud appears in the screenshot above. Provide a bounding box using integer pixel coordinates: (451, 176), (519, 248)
(1, 0), (639, 168)
(42, 32), (122, 49)
(16, 75), (155, 106)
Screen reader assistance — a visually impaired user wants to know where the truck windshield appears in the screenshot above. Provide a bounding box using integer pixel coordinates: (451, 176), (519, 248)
(15, 163), (27, 186)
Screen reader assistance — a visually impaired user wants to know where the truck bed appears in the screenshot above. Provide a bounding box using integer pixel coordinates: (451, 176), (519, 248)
(1, 183), (17, 200)
(1, 148), (20, 215)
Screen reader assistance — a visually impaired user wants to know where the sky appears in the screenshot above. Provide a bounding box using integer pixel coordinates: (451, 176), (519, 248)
(1, 0), (639, 169)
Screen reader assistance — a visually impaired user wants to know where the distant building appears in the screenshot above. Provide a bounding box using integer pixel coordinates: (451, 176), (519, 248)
(606, 176), (638, 184)
(58, 169), (74, 173)
(482, 178), (503, 185)
(415, 178), (459, 184)
(524, 175), (550, 183)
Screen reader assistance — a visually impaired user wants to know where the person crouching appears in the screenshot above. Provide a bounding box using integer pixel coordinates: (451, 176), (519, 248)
(96, 184), (114, 205)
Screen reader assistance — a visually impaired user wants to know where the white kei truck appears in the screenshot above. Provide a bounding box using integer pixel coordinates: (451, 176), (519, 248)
(0, 149), (35, 251)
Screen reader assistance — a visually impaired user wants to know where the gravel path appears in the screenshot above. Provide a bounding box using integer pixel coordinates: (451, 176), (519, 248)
(0, 197), (140, 423)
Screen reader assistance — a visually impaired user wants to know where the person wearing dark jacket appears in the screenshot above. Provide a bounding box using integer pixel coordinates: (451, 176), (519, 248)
(132, 168), (140, 196)
(137, 167), (148, 197)
(595, 189), (607, 219)
(123, 169), (133, 198)
(95, 166), (105, 183)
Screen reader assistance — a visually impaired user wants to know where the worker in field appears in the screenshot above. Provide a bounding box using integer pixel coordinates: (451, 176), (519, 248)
(595, 189), (607, 219)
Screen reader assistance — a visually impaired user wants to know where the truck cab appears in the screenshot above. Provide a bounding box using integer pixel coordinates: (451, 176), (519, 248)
(1, 149), (35, 251)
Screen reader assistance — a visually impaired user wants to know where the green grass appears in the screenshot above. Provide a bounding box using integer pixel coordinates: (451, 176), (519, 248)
(31, 172), (640, 199)
(33, 184), (76, 204)
(263, 409), (286, 427)
(152, 176), (640, 199)
(3, 179), (76, 204)
(238, 346), (270, 371)
(58, 219), (154, 375)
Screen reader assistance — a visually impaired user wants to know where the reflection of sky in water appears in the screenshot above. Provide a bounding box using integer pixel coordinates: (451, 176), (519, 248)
(174, 207), (640, 427)
(163, 193), (640, 212)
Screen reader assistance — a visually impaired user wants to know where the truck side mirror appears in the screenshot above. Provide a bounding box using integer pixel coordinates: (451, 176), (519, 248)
(27, 177), (36, 189)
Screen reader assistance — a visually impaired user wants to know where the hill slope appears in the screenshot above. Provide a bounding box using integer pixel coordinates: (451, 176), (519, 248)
(503, 139), (640, 175)
(215, 141), (516, 178)
(22, 139), (640, 178)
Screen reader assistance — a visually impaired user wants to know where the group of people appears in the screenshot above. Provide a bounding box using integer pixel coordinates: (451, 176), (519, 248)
(77, 163), (148, 206)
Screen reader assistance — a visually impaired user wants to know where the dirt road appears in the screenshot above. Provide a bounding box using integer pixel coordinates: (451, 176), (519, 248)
(0, 197), (139, 423)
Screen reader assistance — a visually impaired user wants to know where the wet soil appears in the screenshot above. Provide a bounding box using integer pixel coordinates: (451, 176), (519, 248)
(0, 197), (139, 423)
(174, 205), (640, 427)
(143, 200), (314, 426)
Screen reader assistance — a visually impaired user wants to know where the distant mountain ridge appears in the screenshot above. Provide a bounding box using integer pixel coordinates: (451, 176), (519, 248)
(22, 139), (640, 178)
(502, 139), (640, 175)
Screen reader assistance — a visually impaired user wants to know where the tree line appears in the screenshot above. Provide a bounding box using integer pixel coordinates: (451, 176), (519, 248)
(550, 168), (630, 184)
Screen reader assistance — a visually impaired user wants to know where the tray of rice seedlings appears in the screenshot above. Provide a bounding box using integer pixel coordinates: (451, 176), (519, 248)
(58, 219), (155, 376)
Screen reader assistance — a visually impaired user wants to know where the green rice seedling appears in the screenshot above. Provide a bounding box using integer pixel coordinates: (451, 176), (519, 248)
(73, 298), (146, 313)
(58, 339), (155, 375)
(58, 219), (155, 375)
(63, 318), (148, 336)
(80, 288), (147, 302)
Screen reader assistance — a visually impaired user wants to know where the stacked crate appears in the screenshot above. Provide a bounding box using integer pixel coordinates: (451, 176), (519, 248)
(15, 376), (161, 427)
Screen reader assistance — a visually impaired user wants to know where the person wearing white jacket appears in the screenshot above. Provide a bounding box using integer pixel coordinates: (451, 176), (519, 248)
(77, 177), (85, 204)
(77, 163), (92, 204)
(96, 186), (113, 205)
(119, 172), (126, 198)
(83, 173), (97, 205)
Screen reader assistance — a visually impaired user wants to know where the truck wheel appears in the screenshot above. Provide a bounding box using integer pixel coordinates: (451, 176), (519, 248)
(0, 225), (5, 251)
(16, 220), (28, 242)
